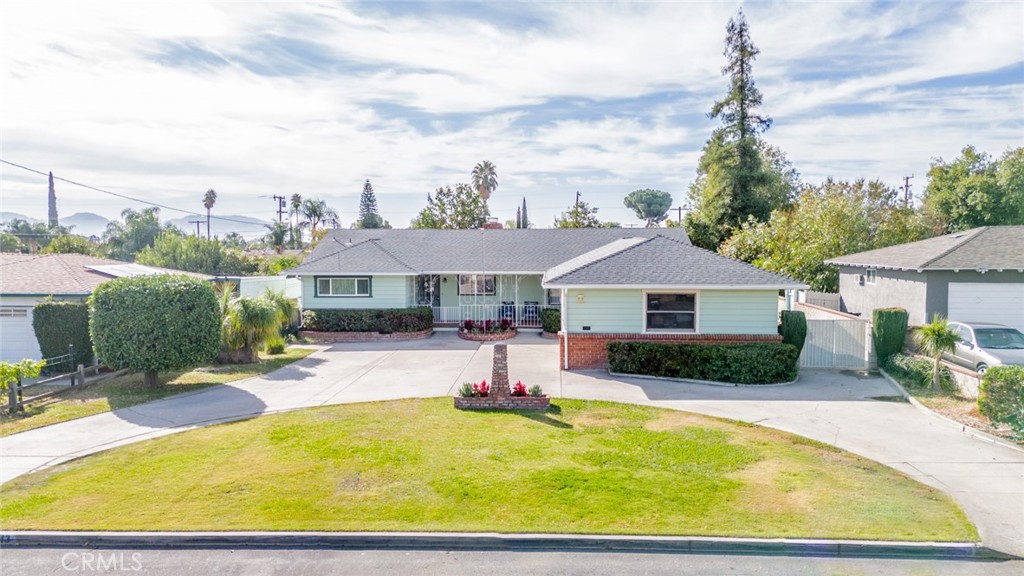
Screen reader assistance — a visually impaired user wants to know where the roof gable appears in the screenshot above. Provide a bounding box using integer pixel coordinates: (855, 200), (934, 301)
(0, 253), (210, 295)
(825, 226), (1024, 271)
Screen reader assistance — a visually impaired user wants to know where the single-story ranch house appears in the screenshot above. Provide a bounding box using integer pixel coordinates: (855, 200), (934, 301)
(825, 226), (1024, 331)
(284, 228), (805, 369)
(0, 253), (209, 363)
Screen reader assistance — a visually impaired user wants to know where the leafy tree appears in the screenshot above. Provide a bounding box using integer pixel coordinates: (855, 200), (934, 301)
(221, 232), (247, 250)
(264, 221), (289, 254)
(471, 161), (498, 203)
(720, 179), (931, 292)
(3, 218), (65, 252)
(202, 188), (217, 239)
(923, 146), (1024, 233)
(41, 235), (93, 255)
(914, 315), (961, 394)
(0, 359), (45, 396)
(301, 198), (339, 236)
(102, 207), (180, 262)
(260, 254), (302, 275)
(0, 232), (24, 252)
(90, 274), (220, 387)
(411, 184), (490, 229)
(685, 10), (787, 249)
(624, 189), (673, 227)
(554, 199), (602, 228)
(356, 179), (384, 229)
(136, 233), (259, 275)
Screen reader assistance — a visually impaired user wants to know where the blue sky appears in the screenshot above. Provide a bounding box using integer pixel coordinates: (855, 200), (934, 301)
(1, 1), (1022, 235)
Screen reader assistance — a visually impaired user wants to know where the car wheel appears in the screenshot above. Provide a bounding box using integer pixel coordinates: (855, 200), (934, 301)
(976, 364), (988, 375)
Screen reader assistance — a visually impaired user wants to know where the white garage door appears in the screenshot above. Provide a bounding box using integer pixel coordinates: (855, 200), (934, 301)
(948, 283), (1024, 333)
(0, 307), (43, 363)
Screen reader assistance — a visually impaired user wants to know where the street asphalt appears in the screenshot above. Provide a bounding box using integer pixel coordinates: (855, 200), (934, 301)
(1, 331), (1022, 557)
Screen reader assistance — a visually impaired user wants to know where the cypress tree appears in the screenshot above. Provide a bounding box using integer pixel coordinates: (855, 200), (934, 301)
(47, 171), (58, 228)
(520, 197), (529, 229)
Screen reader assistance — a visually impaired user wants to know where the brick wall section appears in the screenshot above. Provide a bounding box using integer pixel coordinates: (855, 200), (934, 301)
(458, 329), (517, 342)
(558, 332), (784, 370)
(299, 329), (433, 343)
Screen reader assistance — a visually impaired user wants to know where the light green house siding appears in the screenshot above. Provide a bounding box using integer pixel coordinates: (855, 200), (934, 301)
(301, 275), (410, 309)
(698, 290), (779, 334)
(565, 289), (643, 333)
(562, 288), (779, 334)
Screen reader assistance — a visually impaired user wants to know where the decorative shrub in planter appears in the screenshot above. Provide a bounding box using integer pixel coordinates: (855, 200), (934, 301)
(540, 308), (561, 335)
(454, 344), (550, 410)
(458, 319), (517, 342)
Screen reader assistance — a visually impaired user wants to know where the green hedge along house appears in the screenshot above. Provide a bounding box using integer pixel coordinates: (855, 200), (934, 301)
(284, 228), (805, 369)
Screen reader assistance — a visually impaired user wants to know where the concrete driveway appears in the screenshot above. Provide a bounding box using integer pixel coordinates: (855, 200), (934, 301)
(1, 332), (1022, 556)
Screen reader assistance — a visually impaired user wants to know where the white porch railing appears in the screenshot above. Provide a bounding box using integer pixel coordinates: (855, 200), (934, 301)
(432, 304), (556, 328)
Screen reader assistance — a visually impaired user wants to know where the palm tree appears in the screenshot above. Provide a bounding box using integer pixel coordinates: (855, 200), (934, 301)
(264, 221), (289, 254)
(202, 189), (217, 239)
(471, 161), (498, 203)
(290, 193), (303, 248)
(915, 314), (961, 394)
(221, 297), (279, 364)
(301, 198), (339, 236)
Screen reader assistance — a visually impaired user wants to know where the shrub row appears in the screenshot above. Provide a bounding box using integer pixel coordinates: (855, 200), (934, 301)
(779, 310), (807, 353)
(32, 299), (94, 370)
(301, 308), (433, 333)
(882, 353), (955, 394)
(873, 308), (909, 365)
(607, 341), (799, 384)
(541, 308), (560, 333)
(978, 365), (1024, 439)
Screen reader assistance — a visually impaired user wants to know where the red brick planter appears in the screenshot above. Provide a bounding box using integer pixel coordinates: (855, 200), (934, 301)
(299, 328), (433, 343)
(454, 395), (550, 410)
(540, 331), (559, 340)
(457, 329), (517, 342)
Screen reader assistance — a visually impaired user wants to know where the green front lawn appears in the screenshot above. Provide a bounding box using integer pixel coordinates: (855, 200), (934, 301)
(0, 398), (977, 541)
(0, 347), (315, 437)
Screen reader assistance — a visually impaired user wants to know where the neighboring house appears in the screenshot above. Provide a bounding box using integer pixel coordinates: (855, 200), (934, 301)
(0, 253), (210, 362)
(284, 229), (805, 369)
(825, 226), (1024, 331)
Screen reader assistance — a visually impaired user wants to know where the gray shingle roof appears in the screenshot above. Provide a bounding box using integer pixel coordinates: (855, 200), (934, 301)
(542, 236), (805, 288)
(824, 226), (1024, 271)
(286, 228), (692, 275)
(0, 253), (211, 295)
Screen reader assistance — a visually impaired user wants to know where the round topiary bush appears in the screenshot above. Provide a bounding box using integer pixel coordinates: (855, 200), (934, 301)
(89, 274), (220, 387)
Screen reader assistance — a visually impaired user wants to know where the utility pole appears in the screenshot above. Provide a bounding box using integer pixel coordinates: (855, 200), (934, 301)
(575, 191), (581, 208)
(902, 175), (914, 207)
(672, 206), (684, 225)
(188, 219), (205, 237)
(272, 195), (287, 222)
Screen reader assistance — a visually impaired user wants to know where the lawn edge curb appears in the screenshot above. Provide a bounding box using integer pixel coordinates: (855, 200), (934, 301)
(879, 369), (1024, 454)
(0, 532), (1012, 560)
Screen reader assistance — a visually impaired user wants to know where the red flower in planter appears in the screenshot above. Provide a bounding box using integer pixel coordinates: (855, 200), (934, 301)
(511, 380), (527, 396)
(500, 318), (512, 331)
(472, 379), (490, 397)
(463, 319), (475, 331)
(484, 319), (494, 332)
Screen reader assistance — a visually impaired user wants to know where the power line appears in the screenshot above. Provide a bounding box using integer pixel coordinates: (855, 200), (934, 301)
(0, 158), (270, 228)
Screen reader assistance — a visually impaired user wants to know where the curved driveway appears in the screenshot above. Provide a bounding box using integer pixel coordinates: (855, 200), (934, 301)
(1, 332), (1022, 556)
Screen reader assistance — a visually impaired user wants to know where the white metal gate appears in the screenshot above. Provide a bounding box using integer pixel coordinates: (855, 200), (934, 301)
(800, 319), (870, 369)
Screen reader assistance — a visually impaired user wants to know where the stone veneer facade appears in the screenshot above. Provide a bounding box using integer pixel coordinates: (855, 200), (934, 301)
(559, 332), (784, 370)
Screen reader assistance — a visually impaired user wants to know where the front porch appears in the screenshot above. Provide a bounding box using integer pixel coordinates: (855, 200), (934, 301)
(414, 273), (558, 329)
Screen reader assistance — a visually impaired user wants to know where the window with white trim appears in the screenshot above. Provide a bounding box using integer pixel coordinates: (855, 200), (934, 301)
(546, 289), (561, 306)
(458, 274), (495, 296)
(645, 293), (696, 331)
(0, 308), (28, 317)
(316, 277), (371, 297)
(865, 268), (877, 285)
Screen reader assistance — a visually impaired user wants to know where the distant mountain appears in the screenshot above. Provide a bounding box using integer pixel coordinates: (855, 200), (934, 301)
(63, 212), (110, 237)
(165, 214), (272, 239)
(0, 212), (39, 224)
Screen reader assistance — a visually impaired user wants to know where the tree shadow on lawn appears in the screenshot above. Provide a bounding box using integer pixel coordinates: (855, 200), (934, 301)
(570, 368), (900, 403)
(110, 384), (267, 429)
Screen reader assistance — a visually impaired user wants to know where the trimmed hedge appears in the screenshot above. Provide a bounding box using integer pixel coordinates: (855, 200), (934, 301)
(779, 310), (807, 354)
(873, 308), (909, 365)
(541, 308), (560, 333)
(883, 353), (955, 394)
(978, 365), (1024, 438)
(607, 341), (799, 384)
(32, 300), (93, 369)
(90, 274), (221, 386)
(301, 308), (433, 333)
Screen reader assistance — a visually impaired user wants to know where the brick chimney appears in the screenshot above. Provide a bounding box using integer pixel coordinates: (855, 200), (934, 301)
(482, 217), (503, 230)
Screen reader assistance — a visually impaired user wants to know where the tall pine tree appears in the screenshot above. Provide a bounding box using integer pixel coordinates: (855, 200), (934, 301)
(357, 179), (383, 229)
(685, 10), (783, 249)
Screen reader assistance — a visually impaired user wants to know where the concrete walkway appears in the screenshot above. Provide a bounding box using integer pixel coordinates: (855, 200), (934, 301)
(1, 333), (1022, 556)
